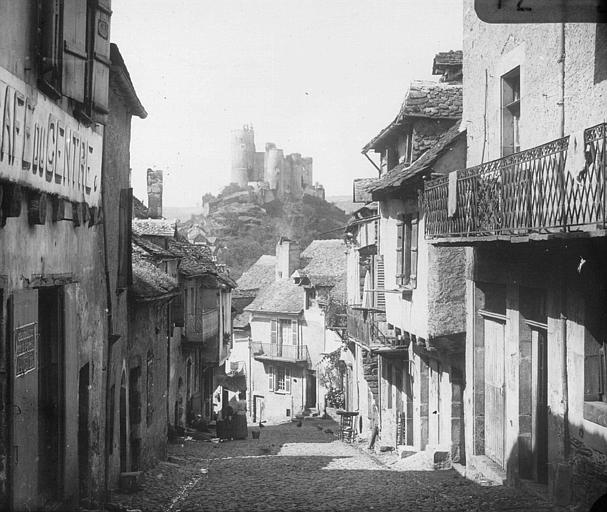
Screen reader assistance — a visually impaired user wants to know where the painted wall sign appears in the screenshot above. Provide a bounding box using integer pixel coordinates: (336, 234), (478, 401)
(14, 322), (37, 377)
(0, 67), (103, 205)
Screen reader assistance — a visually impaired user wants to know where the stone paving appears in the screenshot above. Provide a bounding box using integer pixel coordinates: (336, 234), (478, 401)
(108, 418), (565, 512)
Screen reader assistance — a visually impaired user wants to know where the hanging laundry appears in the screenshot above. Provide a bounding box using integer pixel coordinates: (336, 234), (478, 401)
(448, 170), (458, 218)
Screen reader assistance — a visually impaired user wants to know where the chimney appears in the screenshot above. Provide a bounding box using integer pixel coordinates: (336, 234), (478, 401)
(147, 168), (163, 219)
(275, 237), (300, 280)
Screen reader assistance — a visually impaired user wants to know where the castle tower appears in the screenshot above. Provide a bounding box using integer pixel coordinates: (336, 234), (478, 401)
(230, 125), (256, 187)
(286, 153), (304, 199)
(302, 157), (313, 188)
(147, 168), (163, 218)
(264, 146), (284, 192)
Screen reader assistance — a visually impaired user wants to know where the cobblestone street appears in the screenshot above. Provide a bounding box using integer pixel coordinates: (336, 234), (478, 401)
(109, 419), (563, 512)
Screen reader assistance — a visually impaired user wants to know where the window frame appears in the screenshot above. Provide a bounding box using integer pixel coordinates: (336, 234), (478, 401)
(395, 214), (418, 290)
(269, 365), (292, 394)
(501, 66), (521, 157)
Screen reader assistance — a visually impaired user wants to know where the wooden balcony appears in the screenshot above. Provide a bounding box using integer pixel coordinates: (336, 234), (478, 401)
(424, 123), (607, 243)
(251, 342), (310, 364)
(185, 308), (219, 343)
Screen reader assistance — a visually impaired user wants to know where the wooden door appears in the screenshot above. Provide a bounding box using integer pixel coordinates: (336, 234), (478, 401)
(534, 327), (548, 483)
(10, 289), (39, 511)
(484, 316), (506, 467)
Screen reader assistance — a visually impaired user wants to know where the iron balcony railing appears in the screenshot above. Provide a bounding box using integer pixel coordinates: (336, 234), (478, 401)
(424, 123), (606, 239)
(346, 307), (406, 349)
(251, 342), (310, 363)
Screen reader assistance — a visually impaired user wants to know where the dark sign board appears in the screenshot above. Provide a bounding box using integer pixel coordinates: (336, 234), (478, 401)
(15, 322), (37, 377)
(475, 0), (607, 23)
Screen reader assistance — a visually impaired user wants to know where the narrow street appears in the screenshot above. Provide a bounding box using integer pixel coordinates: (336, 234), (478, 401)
(109, 419), (560, 512)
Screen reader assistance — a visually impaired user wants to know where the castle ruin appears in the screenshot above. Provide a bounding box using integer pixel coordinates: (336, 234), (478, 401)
(230, 125), (325, 201)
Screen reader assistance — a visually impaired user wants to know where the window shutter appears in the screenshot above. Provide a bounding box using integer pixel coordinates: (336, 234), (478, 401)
(291, 320), (298, 345)
(268, 366), (275, 391)
(117, 188), (132, 289)
(395, 220), (404, 286)
(38, 1), (62, 93)
(270, 319), (277, 344)
(374, 255), (386, 310)
(285, 367), (291, 393)
(585, 336), (601, 402)
(90, 0), (111, 113)
(172, 290), (185, 327)
(62, 0), (88, 103)
(410, 216), (419, 289)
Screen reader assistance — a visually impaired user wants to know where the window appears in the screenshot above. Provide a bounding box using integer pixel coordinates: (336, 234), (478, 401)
(396, 215), (418, 289)
(268, 365), (291, 394)
(38, 0), (111, 117)
(501, 67), (521, 157)
(398, 128), (414, 166)
(270, 319), (298, 345)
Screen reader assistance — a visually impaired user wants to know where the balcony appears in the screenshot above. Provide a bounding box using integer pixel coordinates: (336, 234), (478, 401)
(346, 307), (408, 355)
(251, 342), (310, 364)
(184, 308), (219, 344)
(424, 123), (606, 243)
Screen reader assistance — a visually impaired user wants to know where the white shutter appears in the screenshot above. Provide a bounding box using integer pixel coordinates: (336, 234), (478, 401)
(270, 319), (277, 344)
(285, 367), (292, 393)
(291, 320), (298, 345)
(374, 255), (385, 310)
(268, 366), (275, 391)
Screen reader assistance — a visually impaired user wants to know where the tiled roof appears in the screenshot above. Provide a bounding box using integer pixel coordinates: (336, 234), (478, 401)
(370, 125), (466, 194)
(131, 253), (178, 300)
(244, 279), (303, 314)
(234, 255), (276, 297)
(433, 50), (463, 73)
(132, 218), (176, 237)
(362, 81), (462, 152)
(353, 178), (378, 203)
(132, 234), (176, 259)
(168, 239), (217, 278)
(299, 240), (347, 297)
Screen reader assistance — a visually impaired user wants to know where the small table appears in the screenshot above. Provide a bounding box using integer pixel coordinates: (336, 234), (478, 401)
(336, 410), (359, 442)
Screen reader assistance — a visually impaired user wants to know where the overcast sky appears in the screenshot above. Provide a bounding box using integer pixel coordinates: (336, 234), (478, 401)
(111, 0), (463, 207)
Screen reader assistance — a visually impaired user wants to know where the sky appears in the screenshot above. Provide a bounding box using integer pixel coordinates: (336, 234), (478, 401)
(111, 0), (463, 207)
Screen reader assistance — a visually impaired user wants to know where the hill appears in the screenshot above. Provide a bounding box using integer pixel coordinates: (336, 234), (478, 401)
(178, 186), (348, 279)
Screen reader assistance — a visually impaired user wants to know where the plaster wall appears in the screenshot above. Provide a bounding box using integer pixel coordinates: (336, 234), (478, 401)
(463, 0), (607, 167)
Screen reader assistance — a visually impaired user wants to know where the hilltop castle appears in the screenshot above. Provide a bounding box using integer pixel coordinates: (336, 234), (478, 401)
(230, 125), (325, 202)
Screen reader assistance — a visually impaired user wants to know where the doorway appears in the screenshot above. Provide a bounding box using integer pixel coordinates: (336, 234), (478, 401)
(78, 364), (90, 501)
(119, 373), (127, 473)
(305, 371), (317, 409)
(129, 365), (142, 471)
(483, 314), (506, 468)
(38, 287), (65, 504)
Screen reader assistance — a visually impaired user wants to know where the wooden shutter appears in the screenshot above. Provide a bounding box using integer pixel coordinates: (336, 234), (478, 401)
(38, 0), (62, 93)
(291, 320), (298, 345)
(90, 0), (111, 112)
(270, 319), (277, 344)
(117, 188), (132, 289)
(396, 220), (404, 286)
(285, 367), (292, 393)
(62, 0), (88, 103)
(410, 216), (419, 289)
(585, 336), (602, 401)
(172, 290), (185, 327)
(268, 366), (275, 391)
(374, 255), (386, 310)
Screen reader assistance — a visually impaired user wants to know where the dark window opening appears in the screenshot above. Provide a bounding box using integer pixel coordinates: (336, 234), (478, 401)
(501, 67), (521, 157)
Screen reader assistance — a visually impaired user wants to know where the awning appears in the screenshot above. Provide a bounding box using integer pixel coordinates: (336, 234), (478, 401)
(215, 362), (247, 392)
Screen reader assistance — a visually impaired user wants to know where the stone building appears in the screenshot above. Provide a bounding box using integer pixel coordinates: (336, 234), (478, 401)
(0, 2), (123, 508)
(230, 125), (325, 201)
(422, 6), (607, 508)
(103, 43), (149, 494)
(348, 52), (467, 461)
(234, 238), (346, 424)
